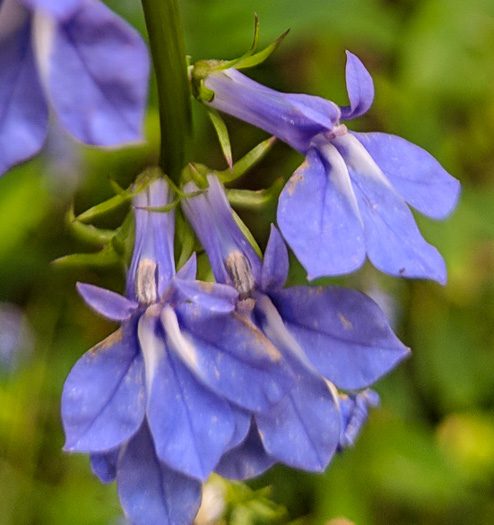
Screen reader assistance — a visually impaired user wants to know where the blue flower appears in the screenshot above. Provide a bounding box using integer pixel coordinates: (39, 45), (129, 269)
(201, 52), (460, 283)
(0, 0), (149, 176)
(183, 175), (409, 478)
(62, 178), (292, 524)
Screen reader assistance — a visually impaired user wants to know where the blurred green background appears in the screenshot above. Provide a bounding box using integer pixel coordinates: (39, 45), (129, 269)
(1, 0), (494, 523)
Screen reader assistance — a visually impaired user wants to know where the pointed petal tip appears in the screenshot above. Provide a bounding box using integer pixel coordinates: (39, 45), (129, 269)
(340, 50), (374, 120)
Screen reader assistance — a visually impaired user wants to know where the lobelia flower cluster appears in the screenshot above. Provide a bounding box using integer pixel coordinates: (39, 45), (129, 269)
(62, 175), (408, 523)
(59, 40), (459, 524)
(0, 0), (461, 520)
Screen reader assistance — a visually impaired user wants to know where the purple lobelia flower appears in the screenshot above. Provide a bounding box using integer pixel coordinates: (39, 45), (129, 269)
(62, 177), (293, 524)
(182, 175), (409, 479)
(197, 53), (460, 283)
(0, 0), (149, 176)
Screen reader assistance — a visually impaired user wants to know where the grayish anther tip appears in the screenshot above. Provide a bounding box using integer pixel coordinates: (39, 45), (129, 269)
(136, 259), (158, 305)
(225, 251), (255, 300)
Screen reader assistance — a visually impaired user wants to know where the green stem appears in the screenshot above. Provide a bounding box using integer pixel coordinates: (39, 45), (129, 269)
(141, 0), (191, 182)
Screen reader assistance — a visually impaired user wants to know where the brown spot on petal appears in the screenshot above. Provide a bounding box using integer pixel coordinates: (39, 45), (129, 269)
(338, 312), (353, 330)
(287, 173), (304, 196)
(89, 329), (122, 356)
(197, 281), (215, 292)
(233, 312), (282, 362)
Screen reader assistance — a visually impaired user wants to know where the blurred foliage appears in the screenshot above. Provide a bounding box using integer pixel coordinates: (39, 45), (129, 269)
(1, 0), (494, 523)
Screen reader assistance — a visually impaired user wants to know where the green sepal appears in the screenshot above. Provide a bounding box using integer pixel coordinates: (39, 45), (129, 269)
(108, 177), (127, 196)
(111, 211), (135, 262)
(175, 210), (197, 271)
(231, 209), (262, 258)
(75, 193), (131, 223)
(67, 206), (115, 246)
(224, 28), (290, 71)
(217, 137), (276, 183)
(207, 108), (233, 170)
(52, 246), (120, 268)
(226, 178), (284, 209)
(181, 162), (210, 188)
(190, 18), (289, 103)
(134, 200), (180, 214)
(74, 168), (160, 223)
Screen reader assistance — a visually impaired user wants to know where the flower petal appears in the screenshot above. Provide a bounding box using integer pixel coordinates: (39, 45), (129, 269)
(173, 303), (293, 411)
(261, 225), (289, 291)
(183, 175), (262, 287)
(21, 0), (83, 20)
(277, 147), (365, 280)
(204, 68), (339, 153)
(338, 389), (379, 449)
(340, 51), (374, 120)
(138, 312), (234, 481)
(77, 282), (138, 321)
(127, 179), (175, 301)
(62, 325), (145, 452)
(268, 286), (410, 390)
(173, 279), (238, 313)
(225, 406), (251, 451)
(0, 19), (48, 176)
(117, 423), (202, 525)
(176, 253), (197, 281)
(334, 134), (448, 283)
(215, 420), (275, 480)
(35, 0), (149, 146)
(352, 131), (460, 219)
(90, 448), (120, 484)
(256, 372), (340, 471)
